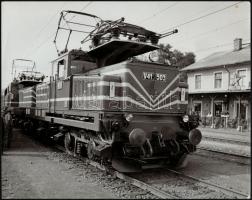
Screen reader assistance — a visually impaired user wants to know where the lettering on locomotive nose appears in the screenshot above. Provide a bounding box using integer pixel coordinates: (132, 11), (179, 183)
(143, 72), (166, 81)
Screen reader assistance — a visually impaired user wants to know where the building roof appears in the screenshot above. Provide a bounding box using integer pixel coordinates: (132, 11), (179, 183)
(181, 44), (251, 71)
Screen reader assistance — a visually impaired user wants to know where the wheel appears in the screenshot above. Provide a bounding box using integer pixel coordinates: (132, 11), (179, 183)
(64, 132), (75, 156)
(171, 153), (188, 169)
(87, 140), (96, 160)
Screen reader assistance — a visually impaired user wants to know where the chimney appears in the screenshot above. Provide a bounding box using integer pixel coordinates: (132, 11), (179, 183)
(234, 38), (242, 51)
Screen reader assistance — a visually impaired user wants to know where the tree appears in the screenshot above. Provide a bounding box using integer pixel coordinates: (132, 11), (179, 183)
(157, 43), (195, 68)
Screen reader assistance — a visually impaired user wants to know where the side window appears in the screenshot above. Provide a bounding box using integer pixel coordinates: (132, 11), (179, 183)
(214, 72), (222, 89)
(52, 62), (57, 79)
(237, 69), (246, 87)
(58, 59), (65, 79)
(195, 74), (201, 89)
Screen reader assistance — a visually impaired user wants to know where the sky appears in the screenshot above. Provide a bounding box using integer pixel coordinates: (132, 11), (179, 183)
(1, 1), (250, 89)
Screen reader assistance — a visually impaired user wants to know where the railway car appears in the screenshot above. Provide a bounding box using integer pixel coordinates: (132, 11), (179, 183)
(3, 10), (202, 172)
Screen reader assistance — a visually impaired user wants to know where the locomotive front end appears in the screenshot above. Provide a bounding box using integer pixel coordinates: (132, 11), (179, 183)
(110, 113), (202, 172)
(96, 61), (202, 172)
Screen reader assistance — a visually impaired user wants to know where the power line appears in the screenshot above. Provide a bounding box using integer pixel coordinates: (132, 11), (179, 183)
(69, 1), (92, 21)
(27, 2), (93, 58)
(161, 1), (243, 33)
(156, 2), (221, 32)
(34, 2), (68, 39)
(138, 2), (178, 24)
(23, 2), (68, 57)
(195, 42), (233, 53)
(194, 39), (250, 53)
(31, 33), (55, 56)
(175, 18), (249, 45)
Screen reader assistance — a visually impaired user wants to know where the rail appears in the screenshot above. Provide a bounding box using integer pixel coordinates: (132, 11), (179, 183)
(54, 144), (178, 199)
(196, 147), (250, 165)
(20, 130), (249, 199)
(165, 168), (249, 198)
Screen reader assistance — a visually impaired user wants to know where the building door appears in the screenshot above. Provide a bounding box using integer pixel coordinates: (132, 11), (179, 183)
(214, 102), (222, 117)
(236, 102), (247, 120)
(193, 102), (202, 117)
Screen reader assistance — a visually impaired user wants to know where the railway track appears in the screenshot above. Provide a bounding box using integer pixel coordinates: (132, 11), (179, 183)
(53, 144), (177, 199)
(196, 147), (250, 165)
(164, 168), (249, 198)
(130, 167), (249, 199)
(21, 130), (250, 199)
(16, 130), (174, 198)
(53, 143), (249, 199)
(202, 135), (250, 146)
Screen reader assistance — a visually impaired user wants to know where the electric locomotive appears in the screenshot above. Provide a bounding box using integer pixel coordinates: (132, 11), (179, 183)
(3, 10), (202, 172)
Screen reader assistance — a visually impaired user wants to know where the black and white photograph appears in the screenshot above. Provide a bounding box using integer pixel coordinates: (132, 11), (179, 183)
(1, 1), (250, 199)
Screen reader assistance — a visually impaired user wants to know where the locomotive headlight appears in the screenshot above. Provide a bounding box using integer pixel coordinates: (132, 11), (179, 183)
(125, 113), (133, 122)
(129, 128), (146, 147)
(183, 115), (189, 123)
(189, 129), (202, 145)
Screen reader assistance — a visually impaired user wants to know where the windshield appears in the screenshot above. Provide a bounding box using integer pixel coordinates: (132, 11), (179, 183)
(70, 59), (96, 75)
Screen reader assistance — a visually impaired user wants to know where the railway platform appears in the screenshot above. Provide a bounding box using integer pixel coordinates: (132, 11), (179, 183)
(198, 127), (251, 157)
(1, 129), (117, 199)
(199, 126), (250, 135)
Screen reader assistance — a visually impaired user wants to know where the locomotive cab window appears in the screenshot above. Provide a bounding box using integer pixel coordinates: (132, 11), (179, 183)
(58, 59), (66, 79)
(69, 54), (96, 76)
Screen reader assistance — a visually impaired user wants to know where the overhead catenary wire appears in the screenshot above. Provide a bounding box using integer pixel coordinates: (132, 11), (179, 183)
(23, 2), (68, 57)
(194, 39), (250, 53)
(27, 2), (93, 58)
(138, 2), (179, 24)
(175, 18), (249, 45)
(155, 2), (221, 33)
(31, 33), (56, 56)
(33, 2), (68, 39)
(68, 1), (93, 21)
(195, 42), (233, 53)
(161, 1), (243, 33)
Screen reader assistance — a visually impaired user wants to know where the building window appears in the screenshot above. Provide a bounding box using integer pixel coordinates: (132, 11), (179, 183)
(236, 102), (247, 119)
(195, 75), (201, 89)
(237, 69), (246, 87)
(214, 72), (222, 88)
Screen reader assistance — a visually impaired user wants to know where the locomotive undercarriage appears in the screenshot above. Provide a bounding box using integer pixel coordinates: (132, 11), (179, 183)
(65, 127), (197, 172)
(62, 130), (195, 172)
(111, 136), (196, 172)
(12, 112), (200, 173)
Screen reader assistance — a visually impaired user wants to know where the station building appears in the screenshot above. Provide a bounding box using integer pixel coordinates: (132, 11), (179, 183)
(181, 38), (251, 131)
